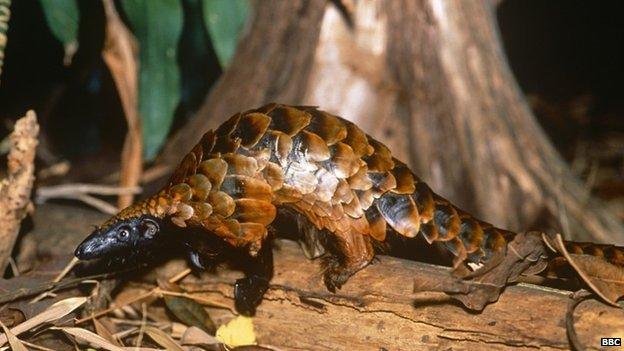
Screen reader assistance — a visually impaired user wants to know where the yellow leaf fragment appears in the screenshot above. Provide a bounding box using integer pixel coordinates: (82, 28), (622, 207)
(215, 316), (257, 347)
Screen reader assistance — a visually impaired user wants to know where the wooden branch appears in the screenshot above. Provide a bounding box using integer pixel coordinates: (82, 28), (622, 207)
(172, 240), (624, 351)
(0, 111), (38, 272)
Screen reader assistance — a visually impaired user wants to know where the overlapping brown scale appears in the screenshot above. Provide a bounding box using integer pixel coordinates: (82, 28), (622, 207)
(169, 152), (198, 185)
(301, 192), (317, 206)
(154, 194), (171, 217)
(444, 237), (468, 268)
(222, 153), (260, 177)
(223, 219), (241, 237)
(481, 227), (508, 259)
(220, 174), (272, 202)
(199, 130), (216, 155)
(234, 112), (272, 148)
(306, 109), (348, 145)
(430, 202), (461, 241)
(566, 242), (624, 267)
(314, 168), (339, 203)
(365, 207), (387, 241)
(213, 114), (243, 154)
(390, 163), (416, 194)
(171, 203), (194, 228)
(237, 222), (268, 242)
(274, 186), (303, 204)
(248, 147), (271, 171)
(334, 179), (354, 204)
(215, 112), (242, 137)
(412, 181), (435, 222)
(604, 246), (624, 266)
(350, 215), (370, 235)
(209, 191), (235, 217)
(376, 192), (420, 238)
(343, 194), (364, 218)
(212, 134), (242, 154)
(187, 174), (211, 201)
(297, 130), (331, 162)
(169, 183), (192, 202)
(262, 130), (293, 166)
(252, 102), (279, 115)
(312, 197), (333, 218)
(232, 198), (276, 226)
(268, 105), (312, 136)
(284, 163), (319, 194)
(263, 162), (284, 191)
(343, 122), (374, 157)
(331, 203), (345, 221)
(364, 139), (395, 172)
(456, 216), (484, 254)
(190, 202), (213, 221)
(356, 189), (374, 210)
(198, 158), (228, 190)
(347, 162), (373, 190)
(330, 142), (360, 178)
(368, 171), (397, 197)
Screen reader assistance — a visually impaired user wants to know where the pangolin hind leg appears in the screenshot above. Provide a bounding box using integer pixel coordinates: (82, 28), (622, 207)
(233, 240), (274, 316)
(322, 227), (375, 292)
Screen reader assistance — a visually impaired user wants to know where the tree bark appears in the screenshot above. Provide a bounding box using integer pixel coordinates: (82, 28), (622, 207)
(171, 240), (624, 351)
(160, 0), (623, 243)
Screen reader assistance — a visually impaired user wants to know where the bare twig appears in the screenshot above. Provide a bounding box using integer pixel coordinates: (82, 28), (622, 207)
(30, 257), (80, 303)
(35, 183), (141, 214)
(37, 183), (141, 199)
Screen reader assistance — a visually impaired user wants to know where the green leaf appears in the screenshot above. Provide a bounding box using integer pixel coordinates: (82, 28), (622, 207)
(39, 0), (78, 46)
(164, 295), (216, 335)
(122, 0), (183, 160)
(202, 0), (249, 67)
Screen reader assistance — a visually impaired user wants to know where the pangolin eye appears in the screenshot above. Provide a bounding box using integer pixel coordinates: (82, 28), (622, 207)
(118, 228), (130, 240)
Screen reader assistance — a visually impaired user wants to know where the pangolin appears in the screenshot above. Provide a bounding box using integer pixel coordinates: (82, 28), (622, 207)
(75, 103), (624, 315)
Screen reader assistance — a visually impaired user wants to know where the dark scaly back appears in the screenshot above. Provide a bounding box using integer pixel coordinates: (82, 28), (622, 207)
(105, 103), (624, 271)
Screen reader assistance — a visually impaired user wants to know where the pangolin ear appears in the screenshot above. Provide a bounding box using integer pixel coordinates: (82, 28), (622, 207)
(141, 218), (160, 239)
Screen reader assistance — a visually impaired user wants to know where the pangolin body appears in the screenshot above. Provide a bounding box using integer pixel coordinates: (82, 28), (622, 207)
(78, 103), (624, 314)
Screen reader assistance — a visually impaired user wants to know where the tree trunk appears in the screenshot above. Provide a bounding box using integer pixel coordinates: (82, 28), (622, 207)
(160, 0), (623, 243)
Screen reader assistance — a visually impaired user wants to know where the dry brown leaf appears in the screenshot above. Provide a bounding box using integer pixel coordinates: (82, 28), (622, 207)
(56, 327), (125, 351)
(144, 326), (184, 351)
(0, 296), (86, 346)
(93, 318), (122, 347)
(551, 234), (624, 306)
(0, 321), (27, 351)
(181, 326), (219, 347)
(101, 0), (142, 209)
(413, 231), (548, 310)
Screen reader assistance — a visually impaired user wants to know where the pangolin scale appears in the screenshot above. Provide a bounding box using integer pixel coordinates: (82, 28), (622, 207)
(76, 103), (624, 315)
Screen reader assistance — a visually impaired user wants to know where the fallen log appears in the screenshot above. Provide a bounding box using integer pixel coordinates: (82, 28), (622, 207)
(165, 240), (624, 350)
